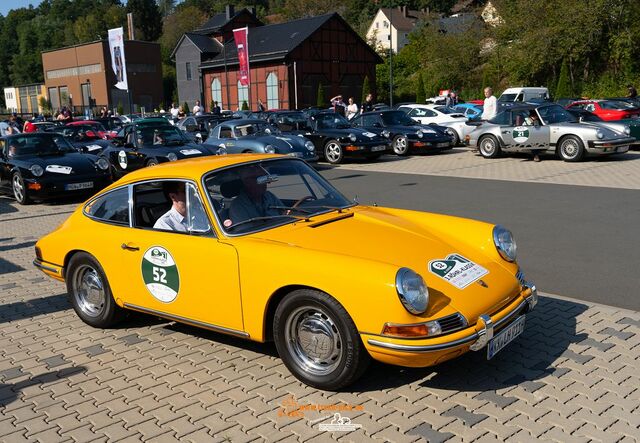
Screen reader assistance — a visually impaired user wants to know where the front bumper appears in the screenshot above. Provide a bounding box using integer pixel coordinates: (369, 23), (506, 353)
(364, 282), (537, 367)
(341, 140), (391, 156)
(586, 137), (635, 154)
(24, 174), (112, 200)
(411, 138), (453, 150)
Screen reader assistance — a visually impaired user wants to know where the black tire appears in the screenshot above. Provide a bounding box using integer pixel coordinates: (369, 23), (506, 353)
(146, 158), (159, 167)
(12, 172), (31, 205)
(478, 135), (502, 158)
(323, 140), (344, 164)
(273, 289), (370, 390)
(448, 130), (460, 146)
(392, 135), (409, 156)
(66, 252), (124, 328)
(557, 135), (585, 162)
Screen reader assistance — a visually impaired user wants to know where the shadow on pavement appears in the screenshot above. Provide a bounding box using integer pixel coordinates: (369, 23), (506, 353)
(0, 293), (70, 324)
(0, 197), (19, 215)
(0, 366), (87, 407)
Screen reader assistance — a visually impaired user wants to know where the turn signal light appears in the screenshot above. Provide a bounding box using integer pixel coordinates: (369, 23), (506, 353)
(27, 183), (42, 190)
(345, 145), (361, 151)
(382, 323), (429, 338)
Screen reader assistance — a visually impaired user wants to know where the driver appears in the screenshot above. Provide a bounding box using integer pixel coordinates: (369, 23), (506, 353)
(154, 182), (188, 232)
(228, 165), (283, 224)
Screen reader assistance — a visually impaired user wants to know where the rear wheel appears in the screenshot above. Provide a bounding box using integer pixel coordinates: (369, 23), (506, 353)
(324, 140), (344, 164)
(12, 173), (31, 205)
(448, 129), (460, 146)
(478, 135), (501, 158)
(146, 158), (159, 167)
(558, 135), (585, 162)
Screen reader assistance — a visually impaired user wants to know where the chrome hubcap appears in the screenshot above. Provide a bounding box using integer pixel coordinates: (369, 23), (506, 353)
(285, 306), (342, 376)
(394, 137), (408, 154)
(562, 140), (578, 158)
(325, 143), (341, 163)
(481, 139), (495, 155)
(12, 175), (24, 201)
(73, 265), (105, 318)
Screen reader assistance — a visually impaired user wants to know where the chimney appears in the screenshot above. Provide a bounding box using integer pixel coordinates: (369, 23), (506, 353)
(403, 5), (409, 17)
(225, 5), (235, 20)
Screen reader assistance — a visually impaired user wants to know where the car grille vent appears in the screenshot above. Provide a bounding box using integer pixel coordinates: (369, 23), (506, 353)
(437, 313), (467, 334)
(516, 269), (526, 286)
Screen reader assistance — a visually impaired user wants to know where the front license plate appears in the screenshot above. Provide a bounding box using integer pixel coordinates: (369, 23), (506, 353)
(487, 315), (525, 359)
(616, 145), (629, 153)
(436, 142), (450, 147)
(371, 145), (387, 152)
(65, 181), (94, 191)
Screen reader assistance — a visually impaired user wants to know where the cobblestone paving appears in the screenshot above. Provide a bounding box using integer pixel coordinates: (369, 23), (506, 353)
(331, 149), (640, 190)
(1, 193), (639, 442)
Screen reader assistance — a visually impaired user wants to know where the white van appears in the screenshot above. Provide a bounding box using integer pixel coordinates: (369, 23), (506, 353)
(498, 87), (550, 103)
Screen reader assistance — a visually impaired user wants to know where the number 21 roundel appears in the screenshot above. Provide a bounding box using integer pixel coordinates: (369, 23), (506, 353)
(142, 246), (180, 302)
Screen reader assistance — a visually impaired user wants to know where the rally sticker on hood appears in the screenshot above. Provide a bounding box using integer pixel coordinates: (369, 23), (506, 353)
(141, 246), (180, 302)
(118, 150), (128, 169)
(85, 144), (102, 152)
(45, 165), (72, 174)
(428, 253), (488, 289)
(180, 149), (201, 155)
(363, 132), (376, 138)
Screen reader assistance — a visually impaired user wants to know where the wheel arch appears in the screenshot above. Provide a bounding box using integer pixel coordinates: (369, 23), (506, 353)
(478, 133), (504, 148)
(62, 249), (90, 280)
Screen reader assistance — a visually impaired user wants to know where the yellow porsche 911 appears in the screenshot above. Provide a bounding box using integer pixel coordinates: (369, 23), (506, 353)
(34, 154), (537, 390)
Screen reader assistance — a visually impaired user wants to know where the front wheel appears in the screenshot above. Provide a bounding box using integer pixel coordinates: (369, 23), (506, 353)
(392, 135), (409, 155)
(324, 140), (344, 164)
(12, 173), (31, 205)
(273, 289), (370, 390)
(66, 252), (123, 328)
(146, 158), (159, 167)
(478, 135), (501, 158)
(558, 135), (585, 162)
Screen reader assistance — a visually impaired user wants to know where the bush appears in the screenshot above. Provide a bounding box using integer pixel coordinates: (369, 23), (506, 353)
(117, 102), (124, 116)
(416, 73), (425, 103)
(555, 59), (572, 98)
(241, 100), (249, 110)
(361, 76), (371, 103)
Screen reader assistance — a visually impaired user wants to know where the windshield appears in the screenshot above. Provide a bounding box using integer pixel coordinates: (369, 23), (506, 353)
(434, 106), (461, 115)
(233, 122), (277, 137)
(536, 105), (576, 124)
(315, 113), (352, 129)
(138, 126), (187, 146)
(6, 134), (75, 157)
(499, 93), (518, 102)
(276, 112), (308, 124)
(204, 159), (354, 235)
(600, 100), (634, 110)
(380, 111), (415, 126)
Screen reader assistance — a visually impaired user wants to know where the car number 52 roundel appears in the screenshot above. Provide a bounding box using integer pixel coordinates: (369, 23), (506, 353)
(141, 246), (180, 302)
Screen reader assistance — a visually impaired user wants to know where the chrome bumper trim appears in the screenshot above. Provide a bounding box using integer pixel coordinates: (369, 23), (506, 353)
(33, 259), (61, 274)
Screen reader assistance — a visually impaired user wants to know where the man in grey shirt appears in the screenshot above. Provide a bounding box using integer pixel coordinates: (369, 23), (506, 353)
(229, 165), (282, 224)
(154, 182), (188, 232)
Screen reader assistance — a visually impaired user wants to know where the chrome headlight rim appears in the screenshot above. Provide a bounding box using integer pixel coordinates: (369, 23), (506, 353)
(624, 126), (630, 135)
(264, 144), (276, 154)
(381, 129), (391, 138)
(596, 130), (605, 139)
(29, 164), (44, 177)
(348, 133), (357, 142)
(95, 158), (110, 170)
(304, 140), (315, 151)
(167, 152), (178, 161)
(416, 130), (424, 138)
(395, 267), (429, 315)
(493, 224), (517, 262)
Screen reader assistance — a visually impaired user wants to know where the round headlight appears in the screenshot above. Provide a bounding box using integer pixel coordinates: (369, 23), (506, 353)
(96, 158), (109, 170)
(416, 130), (423, 138)
(395, 268), (429, 315)
(624, 126), (630, 135)
(382, 130), (390, 138)
(596, 130), (604, 139)
(493, 225), (517, 262)
(264, 145), (276, 154)
(29, 164), (44, 177)
(216, 146), (227, 155)
(305, 141), (315, 151)
(167, 153), (178, 161)
(348, 133), (357, 142)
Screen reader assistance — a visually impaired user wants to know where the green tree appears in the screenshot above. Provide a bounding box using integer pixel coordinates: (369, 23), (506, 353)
(126, 0), (162, 41)
(416, 73), (425, 103)
(183, 101), (189, 112)
(555, 59), (572, 98)
(317, 83), (325, 107)
(157, 0), (176, 17)
(242, 100), (249, 110)
(361, 75), (370, 104)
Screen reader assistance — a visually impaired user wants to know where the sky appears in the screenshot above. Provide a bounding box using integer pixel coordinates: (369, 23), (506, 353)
(0, 1), (45, 16)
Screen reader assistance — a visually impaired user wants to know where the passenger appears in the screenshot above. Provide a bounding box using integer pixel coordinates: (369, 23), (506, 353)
(526, 111), (544, 163)
(153, 182), (188, 232)
(153, 131), (164, 145)
(229, 165), (283, 223)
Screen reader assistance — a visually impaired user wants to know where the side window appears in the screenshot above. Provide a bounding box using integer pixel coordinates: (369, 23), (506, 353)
(351, 116), (362, 127)
(585, 104), (595, 112)
(84, 187), (130, 226)
(362, 115), (379, 126)
(515, 93), (524, 102)
(219, 126), (233, 138)
(490, 111), (511, 126)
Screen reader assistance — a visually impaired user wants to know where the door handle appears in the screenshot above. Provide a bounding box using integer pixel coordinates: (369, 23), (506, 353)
(121, 242), (139, 251)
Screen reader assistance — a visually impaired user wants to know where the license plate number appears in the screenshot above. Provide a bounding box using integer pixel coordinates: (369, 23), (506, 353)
(487, 316), (525, 359)
(65, 181), (93, 191)
(371, 145), (386, 152)
(436, 142), (450, 147)
(617, 145), (629, 153)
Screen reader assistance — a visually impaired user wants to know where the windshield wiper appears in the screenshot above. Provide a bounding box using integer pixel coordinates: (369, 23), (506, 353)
(267, 205), (313, 214)
(225, 214), (307, 231)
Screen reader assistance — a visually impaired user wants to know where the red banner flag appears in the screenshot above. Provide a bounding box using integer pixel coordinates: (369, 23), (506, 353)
(233, 27), (250, 86)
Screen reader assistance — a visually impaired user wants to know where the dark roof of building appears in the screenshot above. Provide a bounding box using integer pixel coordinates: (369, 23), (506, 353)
(185, 32), (220, 53)
(196, 8), (261, 34)
(380, 7), (428, 31)
(201, 13), (381, 68)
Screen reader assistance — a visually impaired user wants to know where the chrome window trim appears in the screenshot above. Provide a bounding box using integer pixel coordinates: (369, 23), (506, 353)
(83, 185), (132, 227)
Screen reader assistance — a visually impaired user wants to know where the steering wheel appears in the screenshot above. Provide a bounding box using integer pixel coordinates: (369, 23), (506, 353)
(291, 195), (316, 210)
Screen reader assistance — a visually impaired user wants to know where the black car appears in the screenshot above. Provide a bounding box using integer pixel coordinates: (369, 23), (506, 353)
(93, 117), (125, 134)
(0, 133), (112, 204)
(304, 112), (391, 164)
(98, 125), (222, 179)
(264, 111), (312, 133)
(175, 114), (232, 142)
(59, 125), (113, 154)
(351, 110), (453, 156)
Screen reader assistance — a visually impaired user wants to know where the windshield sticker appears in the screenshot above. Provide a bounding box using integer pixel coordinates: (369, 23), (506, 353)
(118, 150), (128, 169)
(142, 246), (180, 302)
(180, 149), (201, 155)
(512, 126), (530, 143)
(45, 165), (72, 174)
(429, 254), (489, 290)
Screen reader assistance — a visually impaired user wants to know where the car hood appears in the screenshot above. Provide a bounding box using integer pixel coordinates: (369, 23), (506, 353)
(19, 152), (101, 175)
(551, 122), (627, 138)
(250, 205), (521, 322)
(246, 134), (308, 151)
(310, 127), (387, 142)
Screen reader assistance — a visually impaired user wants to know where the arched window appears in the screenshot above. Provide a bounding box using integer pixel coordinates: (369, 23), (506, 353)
(211, 78), (222, 108)
(266, 72), (278, 110)
(237, 81), (249, 110)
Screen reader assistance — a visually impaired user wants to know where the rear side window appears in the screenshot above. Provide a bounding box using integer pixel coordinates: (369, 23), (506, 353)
(84, 187), (130, 225)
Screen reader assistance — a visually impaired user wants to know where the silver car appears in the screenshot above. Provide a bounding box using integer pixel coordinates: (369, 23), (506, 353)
(468, 104), (635, 161)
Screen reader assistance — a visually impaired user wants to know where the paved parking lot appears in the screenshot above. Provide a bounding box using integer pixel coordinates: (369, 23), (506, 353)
(1, 152), (639, 442)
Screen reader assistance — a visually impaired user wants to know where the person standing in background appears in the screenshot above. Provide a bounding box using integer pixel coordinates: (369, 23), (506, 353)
(481, 87), (498, 121)
(362, 93), (374, 113)
(346, 97), (358, 120)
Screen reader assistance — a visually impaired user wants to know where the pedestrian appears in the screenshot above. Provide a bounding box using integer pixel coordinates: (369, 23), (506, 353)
(170, 103), (179, 119)
(445, 92), (453, 108)
(178, 107), (186, 119)
(257, 99), (265, 112)
(525, 110), (544, 162)
(330, 95), (346, 117)
(346, 97), (358, 120)
(192, 100), (203, 116)
(451, 91), (458, 106)
(362, 93), (374, 113)
(100, 106), (108, 118)
(481, 87), (498, 121)
(626, 84), (637, 99)
(0, 115), (21, 136)
(23, 114), (37, 133)
(212, 101), (221, 115)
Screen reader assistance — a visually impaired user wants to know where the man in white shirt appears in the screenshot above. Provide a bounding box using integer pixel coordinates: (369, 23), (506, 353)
(481, 87), (498, 121)
(170, 103), (179, 119)
(154, 182), (188, 232)
(192, 100), (203, 116)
